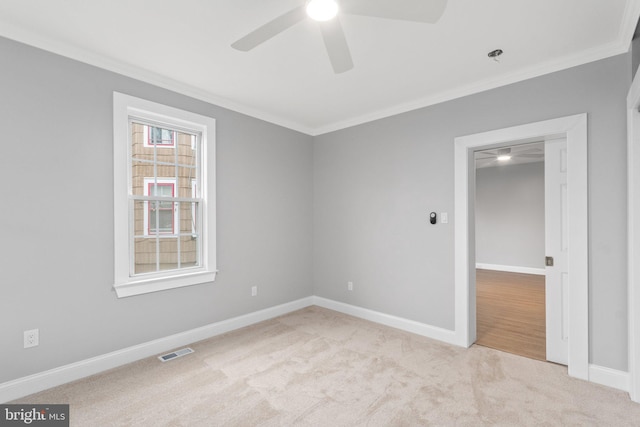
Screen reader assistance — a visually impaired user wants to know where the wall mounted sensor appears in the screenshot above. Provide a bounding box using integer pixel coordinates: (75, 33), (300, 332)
(430, 212), (437, 224)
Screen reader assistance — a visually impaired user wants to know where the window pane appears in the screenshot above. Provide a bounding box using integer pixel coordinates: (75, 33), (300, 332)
(177, 132), (198, 198)
(134, 237), (157, 275)
(150, 127), (173, 146)
(155, 165), (177, 178)
(181, 235), (199, 268)
(178, 136), (197, 163)
(131, 161), (145, 196)
(159, 238), (179, 271)
(131, 123), (154, 162)
(150, 183), (173, 197)
(149, 201), (174, 233)
(133, 200), (145, 236)
(177, 168), (197, 198)
(179, 201), (197, 234)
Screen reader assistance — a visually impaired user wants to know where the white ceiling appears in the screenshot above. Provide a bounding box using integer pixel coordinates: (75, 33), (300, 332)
(0, 1), (638, 135)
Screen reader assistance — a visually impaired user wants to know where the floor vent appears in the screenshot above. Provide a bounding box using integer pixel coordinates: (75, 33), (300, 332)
(158, 347), (194, 362)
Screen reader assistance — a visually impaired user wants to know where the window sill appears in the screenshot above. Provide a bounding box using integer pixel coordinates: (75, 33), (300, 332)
(113, 270), (217, 298)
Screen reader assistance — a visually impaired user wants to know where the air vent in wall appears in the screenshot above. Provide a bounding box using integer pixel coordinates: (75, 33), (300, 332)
(158, 347), (194, 362)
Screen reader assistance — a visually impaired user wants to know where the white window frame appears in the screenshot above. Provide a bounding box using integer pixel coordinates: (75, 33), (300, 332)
(191, 179), (197, 236)
(113, 92), (217, 298)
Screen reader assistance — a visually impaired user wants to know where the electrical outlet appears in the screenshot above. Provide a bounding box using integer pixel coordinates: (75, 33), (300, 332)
(347, 281), (353, 291)
(251, 286), (258, 297)
(24, 329), (39, 348)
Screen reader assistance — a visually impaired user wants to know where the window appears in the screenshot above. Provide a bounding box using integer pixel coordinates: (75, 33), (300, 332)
(113, 93), (216, 298)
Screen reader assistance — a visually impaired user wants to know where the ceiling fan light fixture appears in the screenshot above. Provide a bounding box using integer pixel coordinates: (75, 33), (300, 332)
(306, 0), (339, 21)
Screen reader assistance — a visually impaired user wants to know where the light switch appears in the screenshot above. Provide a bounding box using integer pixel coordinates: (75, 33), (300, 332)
(441, 212), (448, 224)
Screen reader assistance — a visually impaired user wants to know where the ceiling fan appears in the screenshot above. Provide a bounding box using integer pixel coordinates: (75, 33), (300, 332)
(231, 0), (448, 74)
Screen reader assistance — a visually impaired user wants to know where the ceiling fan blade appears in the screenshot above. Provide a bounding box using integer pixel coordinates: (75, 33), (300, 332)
(318, 18), (353, 74)
(515, 149), (543, 155)
(231, 6), (307, 51)
(516, 154), (544, 158)
(341, 0), (447, 23)
(476, 159), (498, 168)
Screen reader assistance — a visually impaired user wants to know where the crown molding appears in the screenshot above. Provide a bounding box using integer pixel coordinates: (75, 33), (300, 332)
(312, 39), (633, 135)
(2, 0), (639, 137)
(0, 22), (315, 136)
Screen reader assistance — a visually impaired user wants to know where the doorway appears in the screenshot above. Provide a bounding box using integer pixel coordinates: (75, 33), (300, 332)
(473, 143), (546, 361)
(453, 114), (589, 380)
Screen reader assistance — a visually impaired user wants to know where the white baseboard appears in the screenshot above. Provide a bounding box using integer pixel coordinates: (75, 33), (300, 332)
(313, 298), (634, 395)
(2, 295), (630, 403)
(589, 364), (630, 392)
(317, 296), (633, 395)
(476, 263), (546, 276)
(0, 297), (315, 403)
(312, 296), (458, 346)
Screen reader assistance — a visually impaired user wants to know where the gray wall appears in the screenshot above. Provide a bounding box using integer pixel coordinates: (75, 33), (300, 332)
(314, 54), (630, 371)
(0, 34), (632, 384)
(475, 162), (545, 269)
(0, 37), (313, 384)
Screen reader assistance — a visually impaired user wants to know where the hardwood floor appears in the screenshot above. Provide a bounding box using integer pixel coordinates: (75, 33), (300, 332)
(475, 269), (546, 361)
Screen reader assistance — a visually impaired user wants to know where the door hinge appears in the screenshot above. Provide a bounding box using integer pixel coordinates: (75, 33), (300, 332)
(545, 256), (554, 267)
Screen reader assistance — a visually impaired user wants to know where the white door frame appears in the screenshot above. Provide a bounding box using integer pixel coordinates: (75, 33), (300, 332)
(454, 114), (589, 380)
(627, 73), (640, 402)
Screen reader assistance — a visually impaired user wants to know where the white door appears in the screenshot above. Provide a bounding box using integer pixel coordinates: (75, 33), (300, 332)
(545, 138), (569, 365)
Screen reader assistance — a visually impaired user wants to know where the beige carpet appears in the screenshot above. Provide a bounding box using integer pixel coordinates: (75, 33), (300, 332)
(14, 306), (640, 426)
